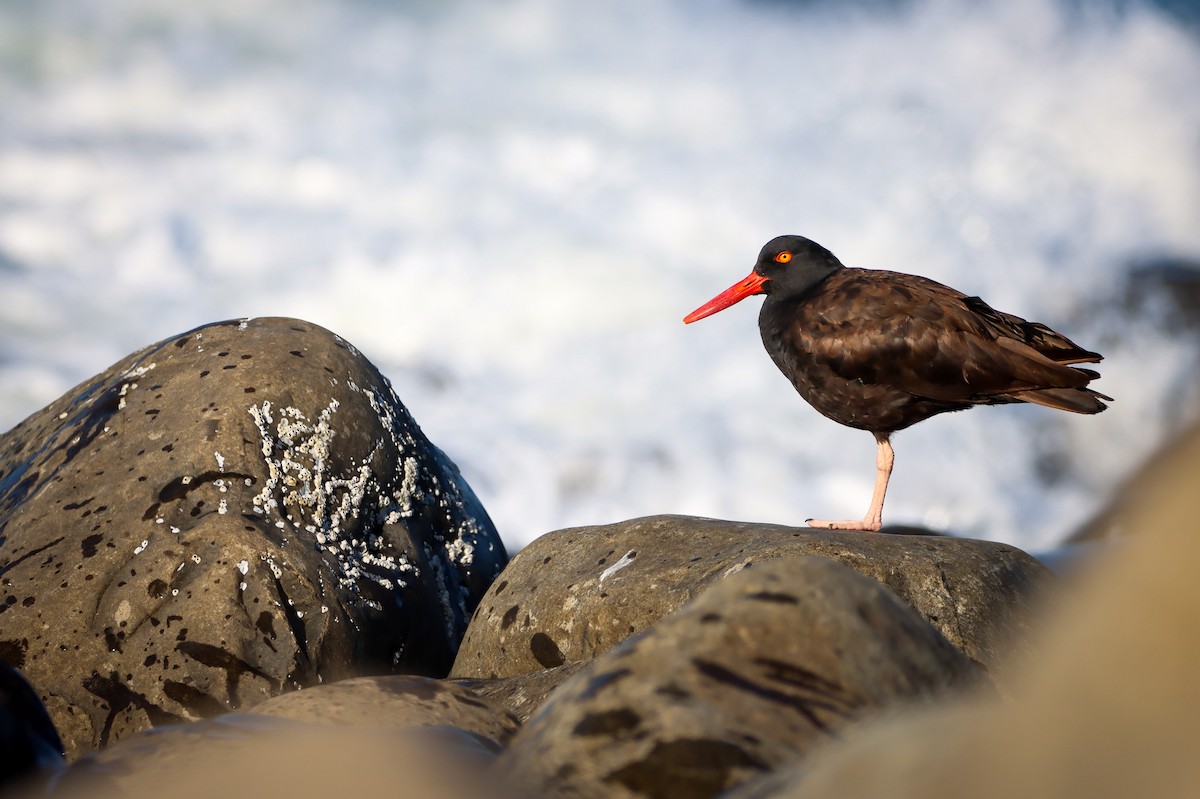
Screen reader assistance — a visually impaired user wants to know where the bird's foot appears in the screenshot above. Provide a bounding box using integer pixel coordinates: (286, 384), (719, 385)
(805, 517), (882, 533)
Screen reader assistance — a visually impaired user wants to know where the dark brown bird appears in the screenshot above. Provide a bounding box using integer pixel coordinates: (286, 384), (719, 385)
(684, 234), (1110, 531)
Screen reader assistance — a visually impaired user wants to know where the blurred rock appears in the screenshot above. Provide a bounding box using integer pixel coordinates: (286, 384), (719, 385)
(1070, 416), (1200, 542)
(1122, 255), (1200, 336)
(0, 662), (64, 792)
(495, 556), (983, 799)
(725, 409), (1200, 799)
(450, 515), (1051, 683)
(250, 674), (519, 749)
(0, 317), (506, 758)
(40, 714), (503, 799)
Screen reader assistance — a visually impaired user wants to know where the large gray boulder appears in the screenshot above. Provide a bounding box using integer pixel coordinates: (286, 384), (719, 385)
(451, 515), (1051, 683)
(0, 317), (506, 757)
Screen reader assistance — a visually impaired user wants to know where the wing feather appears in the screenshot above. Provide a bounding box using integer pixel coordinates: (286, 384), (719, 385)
(790, 269), (1107, 412)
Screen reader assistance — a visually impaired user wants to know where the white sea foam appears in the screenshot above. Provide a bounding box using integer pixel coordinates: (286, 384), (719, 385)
(0, 0), (1198, 553)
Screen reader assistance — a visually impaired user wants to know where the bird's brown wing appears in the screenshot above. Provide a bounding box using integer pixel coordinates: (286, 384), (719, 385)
(796, 269), (1108, 412)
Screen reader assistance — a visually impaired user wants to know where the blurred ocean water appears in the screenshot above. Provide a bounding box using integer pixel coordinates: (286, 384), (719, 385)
(0, 0), (1198, 551)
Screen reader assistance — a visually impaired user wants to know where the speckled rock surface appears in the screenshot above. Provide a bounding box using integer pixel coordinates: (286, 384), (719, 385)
(451, 515), (1050, 682)
(0, 317), (506, 758)
(250, 674), (520, 749)
(494, 556), (983, 799)
(452, 661), (588, 723)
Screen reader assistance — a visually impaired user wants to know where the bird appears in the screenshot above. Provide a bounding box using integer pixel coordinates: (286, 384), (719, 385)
(683, 234), (1110, 532)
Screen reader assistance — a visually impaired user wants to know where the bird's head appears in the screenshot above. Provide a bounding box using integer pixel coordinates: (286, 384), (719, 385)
(683, 235), (843, 324)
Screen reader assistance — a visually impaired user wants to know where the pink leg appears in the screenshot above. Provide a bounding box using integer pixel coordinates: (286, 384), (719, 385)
(806, 434), (894, 532)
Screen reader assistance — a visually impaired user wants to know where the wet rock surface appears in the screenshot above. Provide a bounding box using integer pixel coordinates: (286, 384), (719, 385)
(493, 556), (984, 799)
(450, 515), (1052, 683)
(0, 317), (506, 758)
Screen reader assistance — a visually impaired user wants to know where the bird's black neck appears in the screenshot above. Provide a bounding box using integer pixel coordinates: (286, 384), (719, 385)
(759, 260), (840, 321)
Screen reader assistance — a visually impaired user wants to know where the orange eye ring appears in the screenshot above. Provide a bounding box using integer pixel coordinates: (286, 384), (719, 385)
(774, 251), (792, 264)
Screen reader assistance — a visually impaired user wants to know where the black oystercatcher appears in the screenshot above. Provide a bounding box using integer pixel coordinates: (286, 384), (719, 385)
(684, 235), (1110, 532)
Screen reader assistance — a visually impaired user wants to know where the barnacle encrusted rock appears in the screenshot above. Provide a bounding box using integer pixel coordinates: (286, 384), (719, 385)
(0, 317), (506, 758)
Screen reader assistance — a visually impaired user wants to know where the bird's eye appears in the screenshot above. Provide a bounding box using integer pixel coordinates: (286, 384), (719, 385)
(774, 251), (792, 264)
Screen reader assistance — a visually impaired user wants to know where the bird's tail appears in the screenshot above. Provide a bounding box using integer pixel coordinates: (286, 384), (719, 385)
(1010, 385), (1112, 414)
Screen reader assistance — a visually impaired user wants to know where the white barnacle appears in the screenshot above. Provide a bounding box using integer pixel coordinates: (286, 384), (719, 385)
(445, 536), (476, 567)
(123, 362), (157, 380)
(600, 550), (638, 585)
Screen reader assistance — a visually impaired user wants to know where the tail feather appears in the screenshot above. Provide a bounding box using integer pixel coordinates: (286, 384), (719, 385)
(1010, 386), (1110, 414)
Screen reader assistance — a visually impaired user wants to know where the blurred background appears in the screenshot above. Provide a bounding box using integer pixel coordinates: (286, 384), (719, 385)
(0, 0), (1197, 553)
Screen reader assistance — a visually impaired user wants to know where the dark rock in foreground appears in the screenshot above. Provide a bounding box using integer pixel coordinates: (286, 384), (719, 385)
(0, 663), (64, 792)
(494, 556), (984, 799)
(48, 714), (503, 799)
(0, 317), (506, 758)
(451, 515), (1051, 683)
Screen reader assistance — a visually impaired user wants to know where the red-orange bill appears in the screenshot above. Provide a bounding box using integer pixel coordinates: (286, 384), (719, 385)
(683, 271), (768, 324)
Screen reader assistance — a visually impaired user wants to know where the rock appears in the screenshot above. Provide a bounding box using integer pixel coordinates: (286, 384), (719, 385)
(494, 556), (983, 799)
(0, 662), (64, 792)
(723, 422), (1200, 799)
(451, 662), (588, 723)
(249, 674), (519, 749)
(451, 515), (1051, 682)
(1070, 416), (1200, 542)
(0, 317), (506, 758)
(42, 714), (504, 799)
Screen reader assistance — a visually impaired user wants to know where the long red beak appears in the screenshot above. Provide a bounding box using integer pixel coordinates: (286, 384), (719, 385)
(683, 271), (769, 324)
